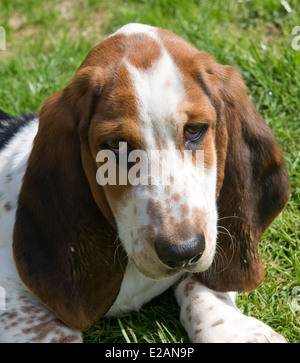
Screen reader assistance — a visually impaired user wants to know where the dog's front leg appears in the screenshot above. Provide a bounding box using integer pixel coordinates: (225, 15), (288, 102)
(174, 274), (286, 343)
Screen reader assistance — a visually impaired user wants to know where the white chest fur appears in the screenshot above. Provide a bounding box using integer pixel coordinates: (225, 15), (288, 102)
(106, 260), (182, 317)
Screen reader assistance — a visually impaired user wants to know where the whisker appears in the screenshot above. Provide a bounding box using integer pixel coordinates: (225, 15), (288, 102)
(113, 240), (125, 267)
(218, 215), (245, 222)
(215, 225), (235, 275)
(113, 226), (141, 268)
(215, 243), (227, 270)
(114, 226), (140, 244)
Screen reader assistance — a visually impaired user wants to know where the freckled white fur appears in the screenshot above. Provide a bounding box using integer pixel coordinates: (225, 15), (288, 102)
(0, 120), (40, 341)
(175, 275), (287, 343)
(0, 119), (38, 253)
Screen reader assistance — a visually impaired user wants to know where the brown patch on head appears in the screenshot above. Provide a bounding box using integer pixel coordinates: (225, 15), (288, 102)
(96, 62), (137, 122)
(126, 34), (162, 70)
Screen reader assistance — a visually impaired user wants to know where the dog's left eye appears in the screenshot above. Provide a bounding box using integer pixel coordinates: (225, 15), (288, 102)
(105, 139), (129, 155)
(184, 124), (208, 141)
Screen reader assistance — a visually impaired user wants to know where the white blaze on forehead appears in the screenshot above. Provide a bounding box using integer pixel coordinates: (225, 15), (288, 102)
(125, 48), (185, 151)
(111, 23), (159, 40)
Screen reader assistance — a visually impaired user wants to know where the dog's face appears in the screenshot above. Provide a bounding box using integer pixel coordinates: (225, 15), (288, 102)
(86, 25), (218, 279)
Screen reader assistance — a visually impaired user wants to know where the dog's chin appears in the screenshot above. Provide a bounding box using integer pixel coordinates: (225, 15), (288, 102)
(131, 258), (180, 280)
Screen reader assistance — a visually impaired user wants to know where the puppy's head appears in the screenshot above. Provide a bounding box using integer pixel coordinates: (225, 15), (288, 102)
(88, 25), (219, 279)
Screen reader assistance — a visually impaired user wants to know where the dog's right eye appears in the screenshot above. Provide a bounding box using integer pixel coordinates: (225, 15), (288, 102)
(184, 124), (209, 142)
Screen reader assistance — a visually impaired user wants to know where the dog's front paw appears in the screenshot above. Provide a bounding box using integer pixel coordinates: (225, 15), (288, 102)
(192, 315), (287, 343)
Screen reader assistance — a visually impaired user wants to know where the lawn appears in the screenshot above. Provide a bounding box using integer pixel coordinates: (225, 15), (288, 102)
(0, 0), (299, 343)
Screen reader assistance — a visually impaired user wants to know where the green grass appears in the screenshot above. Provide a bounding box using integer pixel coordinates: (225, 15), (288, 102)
(1, 0), (299, 343)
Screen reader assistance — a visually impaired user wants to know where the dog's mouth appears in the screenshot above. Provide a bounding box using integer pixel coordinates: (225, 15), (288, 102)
(131, 252), (212, 281)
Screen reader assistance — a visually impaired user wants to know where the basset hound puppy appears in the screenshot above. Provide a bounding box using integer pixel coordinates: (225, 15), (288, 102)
(0, 24), (290, 343)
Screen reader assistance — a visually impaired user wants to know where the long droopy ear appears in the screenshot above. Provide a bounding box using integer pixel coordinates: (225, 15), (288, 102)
(13, 66), (127, 331)
(197, 61), (290, 292)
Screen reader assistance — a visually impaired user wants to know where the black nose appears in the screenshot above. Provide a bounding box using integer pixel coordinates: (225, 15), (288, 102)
(154, 233), (206, 269)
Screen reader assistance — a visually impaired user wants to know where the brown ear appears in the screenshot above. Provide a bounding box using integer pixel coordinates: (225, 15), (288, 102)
(197, 62), (290, 292)
(13, 67), (127, 331)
